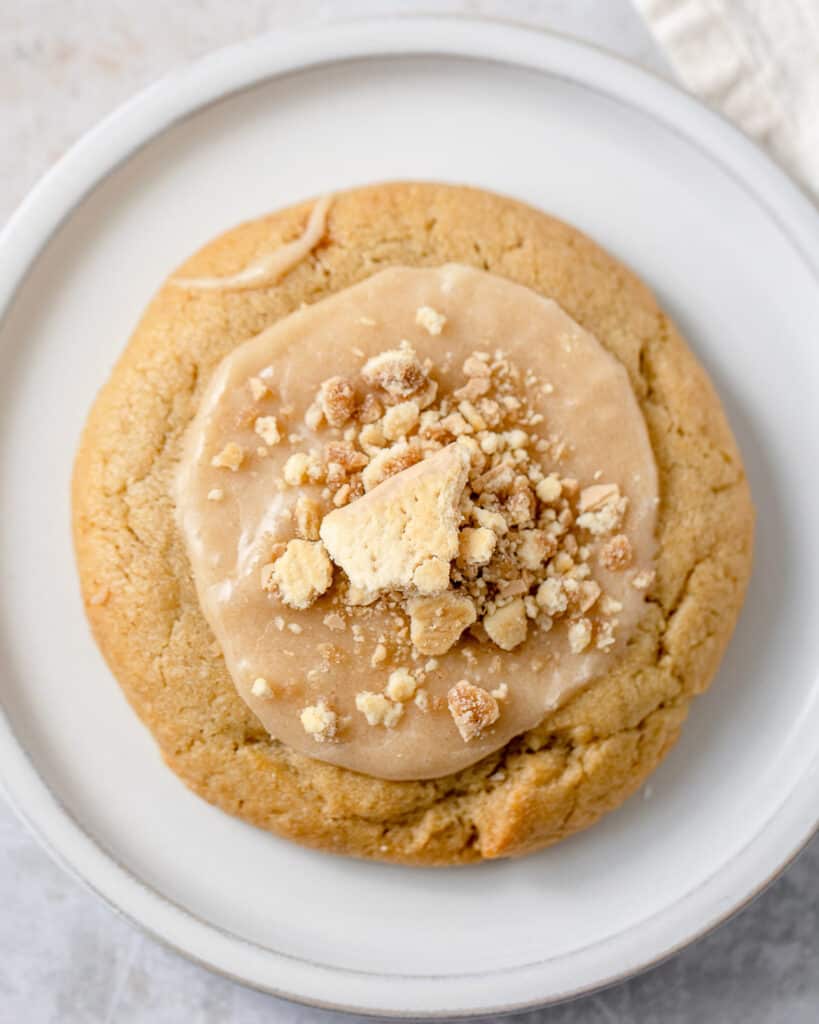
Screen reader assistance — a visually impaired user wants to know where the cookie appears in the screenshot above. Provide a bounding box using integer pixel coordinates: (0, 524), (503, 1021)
(72, 182), (753, 863)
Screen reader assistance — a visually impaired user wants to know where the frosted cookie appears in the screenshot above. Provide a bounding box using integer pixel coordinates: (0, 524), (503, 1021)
(73, 183), (753, 863)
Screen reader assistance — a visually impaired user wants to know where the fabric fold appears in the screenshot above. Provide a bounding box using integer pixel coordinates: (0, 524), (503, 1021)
(633, 0), (819, 202)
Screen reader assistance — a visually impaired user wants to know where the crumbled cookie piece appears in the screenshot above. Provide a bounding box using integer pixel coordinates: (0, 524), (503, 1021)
(578, 483), (620, 512)
(600, 534), (633, 571)
(304, 401), (323, 431)
(497, 579), (527, 600)
(506, 485), (535, 525)
(248, 376), (269, 401)
(568, 617), (593, 653)
(553, 551), (574, 574)
(254, 416), (281, 447)
(504, 427), (529, 450)
(576, 484), (628, 536)
(532, 473), (561, 505)
(332, 485), (351, 507)
(600, 595), (623, 615)
(459, 400), (486, 432)
(282, 451), (321, 486)
(211, 442), (245, 471)
(251, 677), (273, 698)
(325, 442), (368, 476)
(295, 495), (322, 541)
(362, 345), (428, 399)
(321, 443), (469, 594)
(472, 462), (515, 495)
(483, 598), (528, 651)
(412, 557), (451, 595)
(631, 569), (656, 591)
(463, 354), (491, 378)
(320, 376), (357, 427)
(409, 592), (477, 655)
(576, 501), (628, 536)
(385, 668), (417, 702)
(454, 377), (490, 402)
(447, 681), (500, 742)
(473, 507), (508, 535)
(358, 393), (383, 424)
(370, 643), (388, 667)
(300, 699), (337, 742)
(415, 305), (447, 335)
(382, 400), (420, 441)
(355, 691), (403, 727)
(458, 526), (497, 566)
(361, 440), (423, 491)
(439, 411), (471, 437)
(536, 577), (569, 616)
(596, 620), (617, 651)
(358, 421), (386, 454)
(577, 580), (602, 613)
(517, 529), (555, 569)
(267, 539), (333, 610)
(490, 682), (509, 700)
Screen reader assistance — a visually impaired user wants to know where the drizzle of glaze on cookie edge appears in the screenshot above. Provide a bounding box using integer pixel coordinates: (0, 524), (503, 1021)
(173, 194), (332, 292)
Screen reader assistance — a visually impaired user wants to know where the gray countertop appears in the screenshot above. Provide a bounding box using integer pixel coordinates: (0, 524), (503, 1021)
(1, 1), (817, 1020)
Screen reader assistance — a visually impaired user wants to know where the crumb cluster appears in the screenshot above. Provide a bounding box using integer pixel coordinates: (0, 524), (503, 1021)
(209, 308), (652, 743)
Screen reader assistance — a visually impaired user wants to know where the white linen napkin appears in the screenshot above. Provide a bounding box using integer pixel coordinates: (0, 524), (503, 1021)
(633, 0), (819, 202)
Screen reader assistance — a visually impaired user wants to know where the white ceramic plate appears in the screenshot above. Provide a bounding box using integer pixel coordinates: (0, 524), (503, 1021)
(1, 17), (818, 1018)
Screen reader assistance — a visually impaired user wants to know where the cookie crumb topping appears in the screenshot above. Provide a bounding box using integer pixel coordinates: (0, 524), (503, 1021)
(362, 345), (430, 400)
(186, 267), (657, 773)
(211, 442), (245, 471)
(483, 599), (528, 651)
(415, 305), (447, 335)
(254, 415), (281, 447)
(567, 617), (593, 654)
(355, 691), (403, 728)
(600, 533), (633, 571)
(447, 681), (500, 742)
(385, 668), (417, 702)
(409, 592), (477, 655)
(266, 539), (333, 610)
(251, 677), (273, 698)
(631, 569), (656, 591)
(320, 376), (357, 427)
(300, 699), (337, 742)
(208, 339), (649, 698)
(248, 376), (269, 401)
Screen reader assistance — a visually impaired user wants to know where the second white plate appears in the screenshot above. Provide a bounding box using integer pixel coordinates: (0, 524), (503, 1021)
(1, 17), (819, 1018)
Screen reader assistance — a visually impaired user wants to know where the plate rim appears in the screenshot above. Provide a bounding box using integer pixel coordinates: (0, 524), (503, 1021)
(1, 15), (819, 1017)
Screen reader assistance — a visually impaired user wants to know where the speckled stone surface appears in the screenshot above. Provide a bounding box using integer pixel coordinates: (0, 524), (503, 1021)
(1, 2), (817, 1021)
